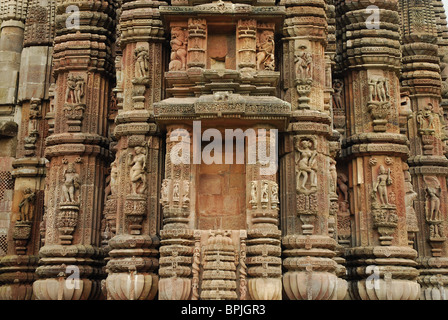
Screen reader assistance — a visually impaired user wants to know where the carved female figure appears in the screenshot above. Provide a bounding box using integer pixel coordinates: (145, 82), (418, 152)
(256, 30), (275, 71)
(295, 138), (317, 192)
(426, 186), (441, 221)
(373, 165), (392, 205)
(332, 80), (343, 110)
(74, 76), (84, 104)
(129, 146), (147, 194)
(62, 163), (80, 203)
(18, 188), (36, 222)
(134, 47), (149, 78)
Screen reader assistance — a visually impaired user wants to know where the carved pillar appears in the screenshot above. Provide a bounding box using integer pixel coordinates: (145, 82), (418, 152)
(246, 128), (282, 300)
(399, 0), (448, 299)
(336, 0), (420, 299)
(187, 18), (207, 69)
(158, 125), (193, 300)
(279, 0), (347, 300)
(103, 0), (166, 300)
(32, 0), (115, 300)
(0, 0), (55, 300)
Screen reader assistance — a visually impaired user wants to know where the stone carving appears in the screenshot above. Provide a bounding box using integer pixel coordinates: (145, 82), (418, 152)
(128, 146), (147, 195)
(417, 103), (436, 133)
(256, 30), (275, 71)
(249, 181), (257, 208)
(294, 137), (318, 194)
(367, 77), (390, 132)
(62, 163), (80, 203)
(426, 184), (441, 222)
(373, 165), (393, 206)
(200, 230), (237, 300)
(169, 27), (188, 71)
(65, 74), (85, 105)
(134, 46), (149, 79)
(332, 79), (344, 110)
(295, 45), (313, 79)
(18, 188), (36, 222)
(368, 78), (389, 103)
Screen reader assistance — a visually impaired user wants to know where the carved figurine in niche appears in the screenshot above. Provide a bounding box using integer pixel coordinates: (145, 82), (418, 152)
(249, 181), (257, 208)
(18, 188), (36, 222)
(271, 183), (279, 205)
(373, 165), (392, 206)
(337, 173), (349, 203)
(74, 76), (84, 104)
(172, 182), (180, 202)
(134, 47), (149, 78)
(110, 160), (118, 196)
(329, 158), (337, 194)
(294, 45), (313, 79)
(62, 163), (80, 203)
(256, 30), (275, 71)
(332, 80), (344, 110)
(261, 182), (269, 206)
(426, 185), (441, 222)
(295, 137), (318, 193)
(65, 74), (76, 103)
(169, 27), (188, 71)
(29, 98), (41, 133)
(182, 181), (190, 205)
(161, 179), (169, 203)
(417, 103), (436, 131)
(368, 78), (389, 103)
(128, 146), (147, 195)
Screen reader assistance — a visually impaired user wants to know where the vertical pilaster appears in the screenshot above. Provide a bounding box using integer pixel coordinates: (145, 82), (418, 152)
(336, 0), (420, 300)
(33, 0), (115, 300)
(280, 0), (347, 300)
(104, 0), (166, 299)
(399, 0), (448, 300)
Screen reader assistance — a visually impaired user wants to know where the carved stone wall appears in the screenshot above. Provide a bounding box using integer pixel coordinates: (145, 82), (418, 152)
(2, 0), (448, 301)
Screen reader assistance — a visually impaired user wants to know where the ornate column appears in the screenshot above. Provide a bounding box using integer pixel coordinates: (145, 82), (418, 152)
(158, 125), (193, 300)
(246, 128), (282, 300)
(0, 0), (56, 300)
(104, 0), (166, 300)
(336, 0), (420, 299)
(32, 0), (115, 300)
(399, 0), (448, 299)
(279, 0), (347, 300)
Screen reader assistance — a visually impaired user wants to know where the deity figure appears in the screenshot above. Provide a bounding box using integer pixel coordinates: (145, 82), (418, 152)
(426, 185), (441, 221)
(295, 138), (318, 192)
(173, 182), (180, 202)
(169, 27), (188, 71)
(129, 146), (147, 195)
(249, 181), (257, 206)
(161, 179), (169, 203)
(62, 163), (80, 203)
(18, 188), (36, 222)
(271, 183), (279, 204)
(256, 30), (275, 71)
(373, 165), (392, 206)
(329, 158), (337, 194)
(134, 47), (149, 78)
